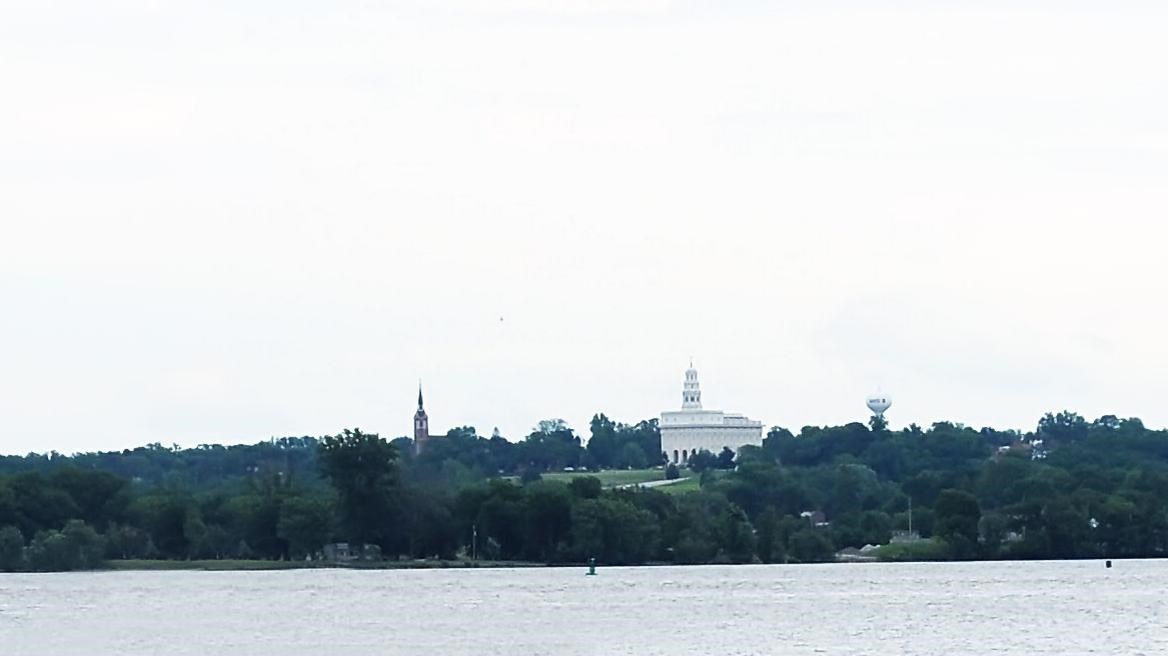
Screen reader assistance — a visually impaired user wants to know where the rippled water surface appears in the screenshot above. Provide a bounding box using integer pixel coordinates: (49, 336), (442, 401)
(2, 561), (1166, 655)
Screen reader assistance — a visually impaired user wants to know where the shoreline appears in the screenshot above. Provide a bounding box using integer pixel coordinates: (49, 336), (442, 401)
(103, 559), (548, 572)
(96, 556), (1134, 572)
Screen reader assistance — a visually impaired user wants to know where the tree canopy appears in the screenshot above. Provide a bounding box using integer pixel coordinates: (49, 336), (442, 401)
(3, 409), (1168, 571)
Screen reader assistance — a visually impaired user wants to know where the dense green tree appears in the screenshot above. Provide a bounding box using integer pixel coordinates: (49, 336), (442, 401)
(858, 510), (893, 546)
(63, 519), (106, 568)
(519, 420), (583, 471)
(761, 427), (794, 462)
(1038, 411), (1088, 444)
(570, 497), (658, 565)
(104, 523), (151, 560)
(975, 456), (1033, 509)
(470, 480), (526, 559)
(26, 520), (104, 571)
(716, 504), (756, 563)
(523, 481), (573, 561)
(130, 494), (189, 558)
(788, 528), (835, 563)
(586, 414), (619, 468)
(47, 468), (129, 530)
(0, 482), (16, 529)
(182, 507), (210, 559)
(978, 513), (1009, 554)
(664, 493), (725, 564)
(223, 494), (285, 559)
(399, 488), (459, 559)
(673, 533), (717, 564)
(0, 525), (24, 571)
(616, 442), (649, 470)
(1044, 497), (1091, 558)
(687, 450), (717, 474)
(568, 476), (602, 500)
(717, 447), (736, 470)
(277, 496), (334, 559)
(318, 429), (401, 548)
(6, 472), (81, 537)
(754, 507), (784, 563)
(934, 489), (981, 558)
(625, 419), (664, 467)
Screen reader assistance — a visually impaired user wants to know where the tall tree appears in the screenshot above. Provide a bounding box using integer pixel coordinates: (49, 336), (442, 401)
(1038, 411), (1088, 443)
(934, 489), (981, 558)
(318, 429), (401, 549)
(717, 504), (756, 563)
(587, 414), (619, 468)
(277, 496), (334, 559)
(717, 447), (736, 470)
(0, 525), (24, 571)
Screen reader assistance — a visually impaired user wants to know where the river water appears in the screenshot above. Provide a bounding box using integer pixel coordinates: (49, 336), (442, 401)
(1, 560), (1164, 655)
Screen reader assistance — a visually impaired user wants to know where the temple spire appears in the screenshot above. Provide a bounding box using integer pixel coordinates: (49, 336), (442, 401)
(417, 382), (424, 410)
(682, 363), (702, 410)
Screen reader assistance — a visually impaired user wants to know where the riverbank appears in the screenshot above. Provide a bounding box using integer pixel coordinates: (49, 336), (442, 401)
(105, 559), (545, 572)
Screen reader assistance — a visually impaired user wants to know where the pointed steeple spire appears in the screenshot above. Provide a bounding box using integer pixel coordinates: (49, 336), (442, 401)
(414, 381), (430, 454)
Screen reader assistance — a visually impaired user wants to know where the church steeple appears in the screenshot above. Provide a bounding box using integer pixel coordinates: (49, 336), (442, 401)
(414, 383), (430, 454)
(682, 363), (702, 410)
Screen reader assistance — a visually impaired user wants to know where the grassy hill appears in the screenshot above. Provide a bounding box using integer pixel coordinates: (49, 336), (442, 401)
(532, 468), (667, 487)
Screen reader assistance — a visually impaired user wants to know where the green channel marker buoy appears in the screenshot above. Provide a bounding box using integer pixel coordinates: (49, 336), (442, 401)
(587, 557), (597, 576)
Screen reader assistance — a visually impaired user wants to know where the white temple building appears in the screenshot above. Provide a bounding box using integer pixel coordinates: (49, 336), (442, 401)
(659, 364), (763, 465)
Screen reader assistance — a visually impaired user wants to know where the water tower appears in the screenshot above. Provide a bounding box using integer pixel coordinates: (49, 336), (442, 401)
(866, 393), (892, 418)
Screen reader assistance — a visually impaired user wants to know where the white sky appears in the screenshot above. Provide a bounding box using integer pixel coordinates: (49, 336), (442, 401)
(2, 1), (1167, 454)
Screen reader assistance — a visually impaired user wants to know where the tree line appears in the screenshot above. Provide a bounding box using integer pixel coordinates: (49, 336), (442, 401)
(2, 410), (1167, 571)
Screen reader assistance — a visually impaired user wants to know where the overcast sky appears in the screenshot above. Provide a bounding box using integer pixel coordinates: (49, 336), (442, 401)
(3, 1), (1167, 454)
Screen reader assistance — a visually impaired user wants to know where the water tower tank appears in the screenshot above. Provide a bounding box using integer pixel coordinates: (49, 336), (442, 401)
(866, 394), (892, 417)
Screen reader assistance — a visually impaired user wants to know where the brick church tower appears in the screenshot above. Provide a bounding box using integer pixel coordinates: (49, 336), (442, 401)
(413, 385), (430, 455)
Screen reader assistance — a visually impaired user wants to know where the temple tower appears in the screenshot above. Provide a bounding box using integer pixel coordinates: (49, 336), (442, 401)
(682, 362), (702, 410)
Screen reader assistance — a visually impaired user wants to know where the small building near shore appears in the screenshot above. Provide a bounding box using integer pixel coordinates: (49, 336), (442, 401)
(322, 542), (382, 562)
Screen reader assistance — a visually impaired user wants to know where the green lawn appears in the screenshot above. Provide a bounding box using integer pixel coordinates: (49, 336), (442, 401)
(658, 477), (702, 495)
(534, 468), (666, 488)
